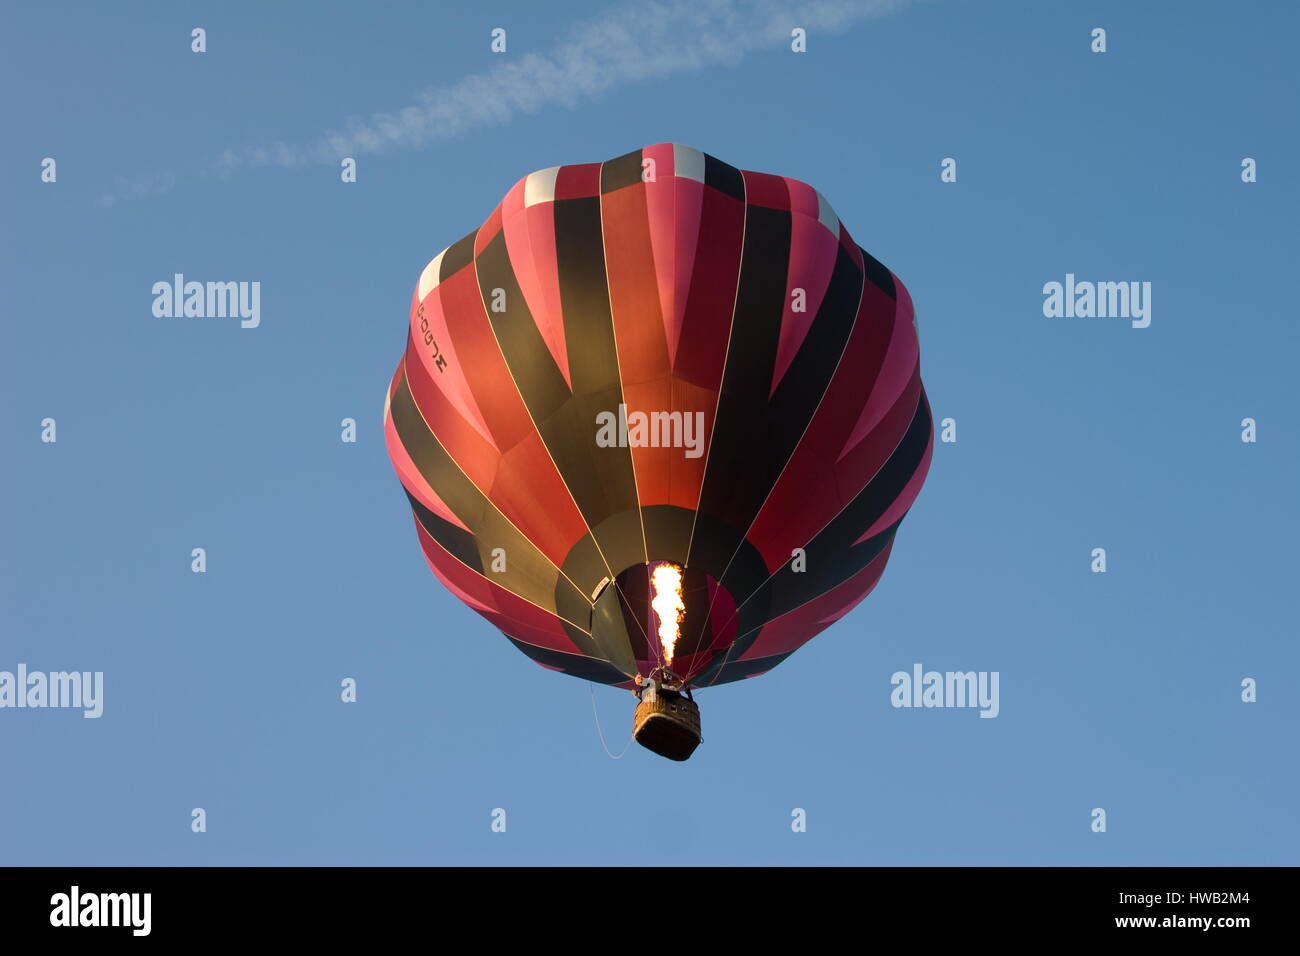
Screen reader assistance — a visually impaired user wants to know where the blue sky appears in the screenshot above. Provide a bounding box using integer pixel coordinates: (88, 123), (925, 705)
(2, 0), (1297, 865)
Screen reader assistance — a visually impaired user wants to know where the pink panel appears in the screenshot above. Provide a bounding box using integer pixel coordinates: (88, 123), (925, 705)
(501, 181), (571, 388)
(839, 274), (921, 462)
(411, 284), (494, 447)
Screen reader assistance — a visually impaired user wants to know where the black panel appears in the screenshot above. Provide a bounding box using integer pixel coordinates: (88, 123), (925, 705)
(546, 195), (642, 560)
(600, 147), (645, 194)
(859, 246), (896, 300)
(691, 204), (789, 541)
(709, 651), (794, 685)
(766, 243), (864, 461)
(439, 230), (477, 284)
(405, 490), (481, 571)
(703, 152), (745, 201)
(473, 230), (571, 419)
(503, 635), (630, 685)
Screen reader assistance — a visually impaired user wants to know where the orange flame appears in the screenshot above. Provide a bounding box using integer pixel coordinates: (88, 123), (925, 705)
(650, 563), (685, 666)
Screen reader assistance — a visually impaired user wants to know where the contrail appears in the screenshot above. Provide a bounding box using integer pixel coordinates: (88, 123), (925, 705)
(214, 0), (913, 172)
(98, 0), (915, 203)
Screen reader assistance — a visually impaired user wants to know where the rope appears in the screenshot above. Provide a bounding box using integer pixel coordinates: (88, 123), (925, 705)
(590, 683), (635, 759)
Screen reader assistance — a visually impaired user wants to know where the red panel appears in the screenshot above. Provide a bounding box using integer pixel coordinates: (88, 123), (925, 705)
(673, 187), (745, 388)
(490, 430), (590, 566)
(666, 378), (716, 511)
(741, 170), (790, 210)
(474, 203), (504, 256)
(641, 144), (698, 364)
(404, 348), (505, 497)
(434, 268), (534, 452)
(554, 162), (601, 200)
(602, 182), (670, 387)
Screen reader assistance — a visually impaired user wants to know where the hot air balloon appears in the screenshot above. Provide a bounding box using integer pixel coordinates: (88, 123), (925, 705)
(384, 144), (932, 760)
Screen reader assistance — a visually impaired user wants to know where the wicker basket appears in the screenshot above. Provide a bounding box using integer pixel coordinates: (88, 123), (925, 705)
(633, 689), (702, 761)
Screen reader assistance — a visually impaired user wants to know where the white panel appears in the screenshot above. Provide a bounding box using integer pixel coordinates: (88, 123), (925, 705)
(815, 190), (839, 235)
(673, 144), (706, 183)
(524, 165), (561, 207)
(417, 247), (447, 302)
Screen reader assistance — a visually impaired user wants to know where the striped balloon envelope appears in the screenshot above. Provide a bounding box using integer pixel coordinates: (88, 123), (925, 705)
(384, 143), (932, 694)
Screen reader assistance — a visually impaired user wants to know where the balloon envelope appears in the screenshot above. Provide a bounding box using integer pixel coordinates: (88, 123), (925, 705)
(384, 144), (932, 688)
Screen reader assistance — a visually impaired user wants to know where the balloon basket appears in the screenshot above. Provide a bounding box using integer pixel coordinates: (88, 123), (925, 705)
(633, 689), (702, 761)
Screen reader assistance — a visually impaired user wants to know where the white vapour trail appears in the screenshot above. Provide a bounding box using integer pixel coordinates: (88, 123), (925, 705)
(214, 0), (914, 172)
